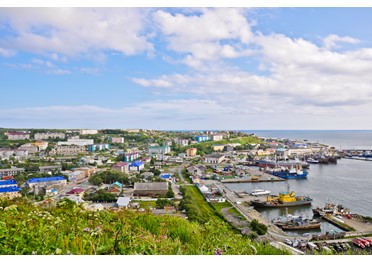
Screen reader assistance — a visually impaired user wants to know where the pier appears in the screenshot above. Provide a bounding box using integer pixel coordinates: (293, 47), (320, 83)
(221, 167), (285, 183)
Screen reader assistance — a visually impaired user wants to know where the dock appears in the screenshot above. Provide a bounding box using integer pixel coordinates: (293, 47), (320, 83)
(221, 167), (285, 183)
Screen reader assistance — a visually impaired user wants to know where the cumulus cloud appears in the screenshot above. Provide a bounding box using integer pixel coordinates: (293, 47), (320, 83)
(323, 34), (360, 50)
(0, 8), (153, 58)
(0, 47), (16, 57)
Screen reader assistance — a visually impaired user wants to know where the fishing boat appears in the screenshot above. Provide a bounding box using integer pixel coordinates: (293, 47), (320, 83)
(268, 165), (308, 179)
(250, 188), (271, 196)
(250, 190), (313, 208)
(306, 158), (319, 164)
(312, 202), (350, 216)
(256, 159), (309, 169)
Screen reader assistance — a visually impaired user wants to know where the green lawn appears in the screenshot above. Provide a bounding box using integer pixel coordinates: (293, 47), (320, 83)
(138, 201), (157, 210)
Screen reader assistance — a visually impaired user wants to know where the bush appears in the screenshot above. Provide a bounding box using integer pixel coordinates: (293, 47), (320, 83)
(249, 219), (268, 235)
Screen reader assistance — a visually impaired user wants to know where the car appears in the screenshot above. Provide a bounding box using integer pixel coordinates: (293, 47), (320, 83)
(284, 239), (293, 246)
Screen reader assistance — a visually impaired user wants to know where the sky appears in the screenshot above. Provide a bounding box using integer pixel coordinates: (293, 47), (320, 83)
(2, 5), (372, 130)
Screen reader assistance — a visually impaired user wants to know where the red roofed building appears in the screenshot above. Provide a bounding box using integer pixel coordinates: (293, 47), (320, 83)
(112, 162), (129, 173)
(66, 187), (85, 197)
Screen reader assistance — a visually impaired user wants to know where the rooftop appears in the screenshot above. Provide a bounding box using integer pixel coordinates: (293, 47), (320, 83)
(0, 186), (21, 193)
(0, 179), (18, 186)
(134, 182), (168, 191)
(27, 176), (66, 183)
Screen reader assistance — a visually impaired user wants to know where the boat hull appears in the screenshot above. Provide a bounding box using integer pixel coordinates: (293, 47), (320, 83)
(251, 200), (313, 208)
(279, 223), (321, 231)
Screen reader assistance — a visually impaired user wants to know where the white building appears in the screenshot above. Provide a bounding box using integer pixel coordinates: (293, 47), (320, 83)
(0, 149), (28, 159)
(175, 139), (189, 146)
(211, 134), (223, 141)
(5, 131), (30, 140)
(58, 138), (94, 146)
(52, 145), (86, 155)
(34, 132), (65, 140)
(0, 167), (25, 176)
(148, 146), (171, 155)
(18, 143), (38, 154)
(204, 153), (225, 164)
(80, 129), (98, 135)
(111, 137), (124, 143)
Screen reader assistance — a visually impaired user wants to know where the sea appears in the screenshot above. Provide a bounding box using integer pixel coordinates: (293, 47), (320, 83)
(225, 130), (372, 236)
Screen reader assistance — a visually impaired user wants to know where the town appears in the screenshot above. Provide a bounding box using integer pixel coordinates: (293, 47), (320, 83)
(2, 128), (372, 255)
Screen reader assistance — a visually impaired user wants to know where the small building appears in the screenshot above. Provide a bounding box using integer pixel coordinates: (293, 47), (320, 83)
(18, 143), (38, 154)
(0, 167), (25, 177)
(34, 141), (49, 150)
(175, 139), (189, 146)
(116, 197), (131, 208)
(224, 145), (234, 152)
(129, 161), (144, 172)
(112, 162), (129, 173)
(109, 181), (123, 195)
(5, 131), (30, 140)
(186, 148), (197, 157)
(133, 182), (168, 197)
(141, 172), (154, 180)
(80, 129), (98, 135)
(73, 166), (97, 178)
(66, 187), (85, 197)
(211, 134), (223, 141)
(160, 173), (172, 181)
(148, 146), (171, 155)
(204, 153), (225, 164)
(213, 145), (225, 151)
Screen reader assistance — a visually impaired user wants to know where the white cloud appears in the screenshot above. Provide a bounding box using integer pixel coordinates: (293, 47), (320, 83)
(0, 8), (153, 58)
(0, 47), (16, 57)
(323, 34), (360, 50)
(47, 69), (71, 75)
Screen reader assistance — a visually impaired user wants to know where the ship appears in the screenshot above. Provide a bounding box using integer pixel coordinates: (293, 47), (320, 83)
(267, 165), (308, 179)
(250, 190), (313, 208)
(250, 188), (271, 196)
(312, 202), (350, 217)
(306, 158), (319, 164)
(272, 214), (321, 231)
(256, 159), (310, 169)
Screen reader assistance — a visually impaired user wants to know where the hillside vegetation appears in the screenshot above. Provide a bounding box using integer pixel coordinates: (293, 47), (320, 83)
(0, 198), (287, 255)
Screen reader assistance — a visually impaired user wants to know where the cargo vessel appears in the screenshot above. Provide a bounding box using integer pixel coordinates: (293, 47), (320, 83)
(272, 215), (321, 230)
(250, 190), (313, 208)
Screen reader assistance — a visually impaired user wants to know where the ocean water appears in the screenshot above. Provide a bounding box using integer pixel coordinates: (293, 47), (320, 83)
(226, 130), (372, 235)
(243, 130), (372, 150)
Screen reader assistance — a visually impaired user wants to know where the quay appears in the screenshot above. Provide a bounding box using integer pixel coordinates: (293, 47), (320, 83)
(221, 167), (285, 183)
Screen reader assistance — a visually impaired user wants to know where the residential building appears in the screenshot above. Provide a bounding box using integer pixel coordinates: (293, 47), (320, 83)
(167, 156), (183, 163)
(186, 148), (197, 157)
(148, 145), (170, 155)
(52, 145), (86, 155)
(0, 168), (25, 177)
(186, 164), (206, 176)
(80, 129), (98, 135)
(129, 161), (144, 172)
(133, 182), (168, 197)
(116, 197), (131, 208)
(34, 141), (48, 150)
(39, 165), (62, 173)
(194, 135), (210, 143)
(204, 153), (225, 164)
(5, 131), (30, 140)
(224, 145), (234, 152)
(175, 139), (189, 146)
(108, 181), (122, 195)
(73, 166), (97, 178)
(0, 186), (21, 199)
(112, 162), (129, 173)
(88, 144), (110, 152)
(18, 143), (38, 154)
(34, 132), (65, 140)
(211, 134), (223, 141)
(26, 176), (67, 188)
(213, 145), (225, 151)
(0, 149), (28, 159)
(0, 179), (18, 188)
(110, 137), (124, 143)
(64, 171), (85, 182)
(123, 152), (139, 162)
(58, 138), (94, 146)
(66, 187), (85, 197)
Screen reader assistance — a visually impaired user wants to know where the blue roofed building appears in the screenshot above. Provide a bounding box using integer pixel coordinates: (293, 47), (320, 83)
(26, 176), (67, 187)
(194, 136), (210, 143)
(160, 173), (171, 179)
(129, 161), (144, 172)
(0, 186), (21, 199)
(0, 179), (18, 188)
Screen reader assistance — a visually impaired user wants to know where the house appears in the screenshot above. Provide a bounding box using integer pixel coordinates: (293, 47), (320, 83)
(129, 161), (144, 172)
(160, 173), (172, 181)
(73, 166), (97, 178)
(112, 162), (129, 173)
(108, 181), (123, 195)
(204, 153), (225, 164)
(211, 134), (223, 141)
(133, 182), (168, 197)
(186, 164), (206, 176)
(167, 156), (183, 163)
(116, 197), (131, 208)
(33, 141), (49, 150)
(65, 171), (85, 182)
(224, 145), (234, 152)
(66, 187), (85, 197)
(175, 139), (189, 146)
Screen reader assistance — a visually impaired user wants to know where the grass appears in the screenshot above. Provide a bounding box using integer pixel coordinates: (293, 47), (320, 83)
(211, 202), (246, 221)
(138, 201), (157, 210)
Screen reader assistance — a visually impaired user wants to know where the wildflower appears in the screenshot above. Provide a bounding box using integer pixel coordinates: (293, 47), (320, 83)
(55, 248), (62, 255)
(83, 227), (90, 232)
(32, 251), (37, 255)
(214, 248), (222, 255)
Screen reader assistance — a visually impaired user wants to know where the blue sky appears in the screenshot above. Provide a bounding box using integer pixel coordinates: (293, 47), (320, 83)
(2, 7), (372, 130)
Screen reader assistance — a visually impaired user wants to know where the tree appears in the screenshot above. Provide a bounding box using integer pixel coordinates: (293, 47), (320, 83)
(156, 198), (172, 209)
(249, 219), (268, 235)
